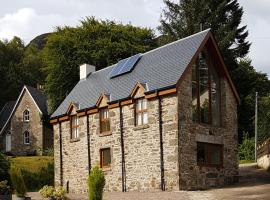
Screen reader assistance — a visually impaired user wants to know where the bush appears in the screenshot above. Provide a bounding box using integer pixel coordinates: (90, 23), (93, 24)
(239, 132), (255, 160)
(39, 185), (66, 200)
(10, 166), (27, 197)
(0, 152), (10, 182)
(88, 166), (105, 200)
(0, 180), (11, 195)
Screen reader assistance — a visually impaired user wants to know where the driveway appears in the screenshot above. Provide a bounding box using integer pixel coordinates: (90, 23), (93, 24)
(22, 163), (270, 200)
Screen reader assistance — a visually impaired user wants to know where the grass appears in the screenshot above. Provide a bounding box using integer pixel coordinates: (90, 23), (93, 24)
(8, 156), (54, 191)
(9, 156), (53, 173)
(239, 160), (255, 164)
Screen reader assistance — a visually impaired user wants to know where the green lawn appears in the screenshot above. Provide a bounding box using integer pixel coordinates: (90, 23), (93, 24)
(9, 156), (53, 173)
(239, 160), (255, 164)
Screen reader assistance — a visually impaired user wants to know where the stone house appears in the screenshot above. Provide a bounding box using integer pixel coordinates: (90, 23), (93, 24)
(50, 29), (239, 193)
(0, 85), (53, 155)
(257, 138), (270, 170)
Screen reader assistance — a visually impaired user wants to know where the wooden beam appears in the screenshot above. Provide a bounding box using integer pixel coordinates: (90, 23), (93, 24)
(145, 92), (157, 99)
(158, 88), (177, 96)
(108, 102), (119, 109)
(77, 111), (86, 117)
(50, 118), (58, 124)
(86, 108), (98, 114)
(59, 115), (69, 122)
(120, 99), (133, 106)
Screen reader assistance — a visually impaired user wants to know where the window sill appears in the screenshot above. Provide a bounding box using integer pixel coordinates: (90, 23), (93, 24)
(133, 124), (150, 131)
(70, 138), (80, 143)
(99, 131), (112, 137)
(101, 166), (111, 172)
(24, 143), (30, 146)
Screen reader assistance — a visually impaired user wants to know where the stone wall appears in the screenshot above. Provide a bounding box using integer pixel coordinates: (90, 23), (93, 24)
(53, 94), (179, 193)
(10, 91), (44, 155)
(177, 66), (238, 190)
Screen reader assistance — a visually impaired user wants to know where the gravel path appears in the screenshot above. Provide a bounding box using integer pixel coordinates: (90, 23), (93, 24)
(19, 163), (270, 200)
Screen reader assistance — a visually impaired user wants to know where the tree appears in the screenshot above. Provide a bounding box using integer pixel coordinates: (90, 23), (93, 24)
(257, 95), (270, 143)
(159, 0), (250, 70)
(231, 59), (270, 141)
(43, 17), (157, 112)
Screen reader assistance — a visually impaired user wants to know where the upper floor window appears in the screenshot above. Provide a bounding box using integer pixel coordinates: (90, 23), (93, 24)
(23, 131), (30, 144)
(71, 115), (79, 139)
(100, 108), (110, 133)
(197, 142), (223, 167)
(100, 148), (111, 168)
(135, 98), (148, 126)
(192, 50), (221, 126)
(23, 110), (30, 122)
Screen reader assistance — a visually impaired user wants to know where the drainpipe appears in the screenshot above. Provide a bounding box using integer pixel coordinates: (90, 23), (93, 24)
(119, 104), (126, 192)
(87, 114), (91, 174)
(158, 95), (165, 191)
(59, 122), (63, 186)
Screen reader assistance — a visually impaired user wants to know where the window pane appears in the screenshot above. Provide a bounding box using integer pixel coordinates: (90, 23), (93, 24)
(102, 148), (111, 167)
(211, 67), (221, 126)
(143, 112), (148, 124)
(199, 52), (209, 124)
(142, 99), (147, 109)
(192, 64), (198, 122)
(137, 100), (142, 110)
(210, 147), (221, 165)
(137, 113), (142, 126)
(197, 143), (206, 164)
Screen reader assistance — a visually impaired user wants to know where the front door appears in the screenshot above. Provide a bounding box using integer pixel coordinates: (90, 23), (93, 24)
(5, 132), (11, 152)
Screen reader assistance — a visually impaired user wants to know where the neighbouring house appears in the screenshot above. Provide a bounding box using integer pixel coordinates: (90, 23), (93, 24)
(257, 138), (270, 170)
(50, 29), (239, 193)
(0, 85), (53, 155)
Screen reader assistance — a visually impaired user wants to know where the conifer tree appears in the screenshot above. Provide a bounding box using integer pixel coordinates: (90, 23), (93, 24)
(159, 0), (250, 70)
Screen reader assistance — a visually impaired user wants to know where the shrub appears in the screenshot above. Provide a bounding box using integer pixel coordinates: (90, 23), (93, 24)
(239, 132), (255, 161)
(10, 166), (27, 197)
(88, 166), (105, 200)
(39, 185), (66, 200)
(0, 180), (11, 195)
(0, 152), (10, 182)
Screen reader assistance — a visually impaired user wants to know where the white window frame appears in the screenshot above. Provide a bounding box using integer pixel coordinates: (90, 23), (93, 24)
(23, 109), (30, 122)
(135, 98), (148, 126)
(23, 131), (30, 145)
(71, 115), (80, 139)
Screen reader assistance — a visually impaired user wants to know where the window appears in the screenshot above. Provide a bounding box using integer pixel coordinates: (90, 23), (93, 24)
(23, 131), (30, 144)
(23, 110), (30, 122)
(135, 99), (148, 126)
(71, 115), (79, 139)
(192, 50), (221, 126)
(100, 148), (111, 168)
(100, 108), (110, 133)
(197, 142), (223, 167)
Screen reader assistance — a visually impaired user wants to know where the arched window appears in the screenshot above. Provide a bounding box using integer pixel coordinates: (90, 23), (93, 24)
(23, 131), (30, 144)
(23, 110), (30, 122)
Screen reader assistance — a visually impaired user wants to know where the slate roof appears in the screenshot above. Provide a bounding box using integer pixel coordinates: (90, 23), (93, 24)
(52, 29), (211, 118)
(0, 101), (16, 130)
(25, 85), (48, 115)
(0, 85), (48, 134)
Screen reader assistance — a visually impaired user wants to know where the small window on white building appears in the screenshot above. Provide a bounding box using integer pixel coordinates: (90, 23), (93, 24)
(23, 110), (30, 122)
(23, 131), (30, 144)
(71, 115), (80, 139)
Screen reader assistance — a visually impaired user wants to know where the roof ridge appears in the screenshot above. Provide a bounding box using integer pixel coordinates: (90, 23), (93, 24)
(84, 29), (211, 79)
(143, 29), (211, 56)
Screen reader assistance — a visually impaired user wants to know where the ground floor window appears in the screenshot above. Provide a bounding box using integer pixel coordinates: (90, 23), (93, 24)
(100, 148), (111, 168)
(23, 131), (30, 144)
(197, 142), (223, 167)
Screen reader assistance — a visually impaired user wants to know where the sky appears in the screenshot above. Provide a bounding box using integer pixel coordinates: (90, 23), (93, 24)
(0, 0), (269, 76)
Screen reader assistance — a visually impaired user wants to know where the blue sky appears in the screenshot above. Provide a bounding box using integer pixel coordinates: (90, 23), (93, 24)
(0, 0), (269, 76)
